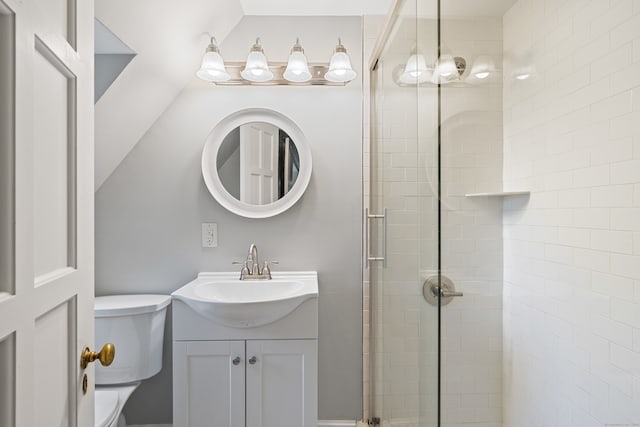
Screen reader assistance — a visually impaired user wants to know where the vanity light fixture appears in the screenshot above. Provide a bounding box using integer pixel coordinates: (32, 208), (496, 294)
(283, 38), (312, 83)
(241, 38), (274, 82)
(325, 38), (357, 83)
(197, 36), (356, 85)
(196, 36), (230, 82)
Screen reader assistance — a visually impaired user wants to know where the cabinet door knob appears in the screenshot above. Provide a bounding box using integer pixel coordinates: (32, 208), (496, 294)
(232, 356), (241, 366)
(248, 356), (257, 365)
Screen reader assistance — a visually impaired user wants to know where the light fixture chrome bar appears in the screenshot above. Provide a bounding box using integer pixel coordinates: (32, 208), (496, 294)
(203, 61), (347, 86)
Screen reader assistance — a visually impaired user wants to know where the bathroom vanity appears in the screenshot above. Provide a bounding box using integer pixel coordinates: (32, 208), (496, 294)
(171, 272), (318, 427)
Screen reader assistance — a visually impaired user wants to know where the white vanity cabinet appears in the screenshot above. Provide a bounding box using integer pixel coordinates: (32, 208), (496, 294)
(171, 273), (319, 427)
(173, 339), (317, 427)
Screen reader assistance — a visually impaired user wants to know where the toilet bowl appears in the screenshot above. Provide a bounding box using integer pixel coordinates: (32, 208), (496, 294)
(93, 294), (171, 427)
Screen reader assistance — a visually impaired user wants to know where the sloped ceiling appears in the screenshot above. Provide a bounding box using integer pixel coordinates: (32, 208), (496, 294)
(94, 0), (394, 190)
(94, 0), (243, 189)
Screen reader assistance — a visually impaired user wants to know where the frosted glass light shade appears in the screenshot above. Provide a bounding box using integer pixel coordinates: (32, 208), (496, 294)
(325, 38), (356, 83)
(284, 40), (311, 83)
(196, 38), (230, 82)
(241, 38), (273, 82)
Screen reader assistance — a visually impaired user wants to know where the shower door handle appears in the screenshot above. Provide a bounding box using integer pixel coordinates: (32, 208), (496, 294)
(365, 208), (387, 267)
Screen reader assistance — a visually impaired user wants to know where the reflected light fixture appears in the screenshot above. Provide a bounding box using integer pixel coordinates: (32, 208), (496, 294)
(241, 38), (274, 82)
(399, 50), (431, 84)
(196, 36), (230, 82)
(283, 38), (312, 83)
(469, 55), (494, 79)
(435, 54), (458, 78)
(431, 55), (466, 84)
(513, 64), (534, 81)
(325, 38), (357, 83)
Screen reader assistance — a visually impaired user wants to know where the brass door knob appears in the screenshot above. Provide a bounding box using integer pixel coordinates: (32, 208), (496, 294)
(80, 343), (115, 369)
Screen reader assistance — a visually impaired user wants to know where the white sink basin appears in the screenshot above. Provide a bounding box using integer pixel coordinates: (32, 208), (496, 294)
(171, 272), (318, 328)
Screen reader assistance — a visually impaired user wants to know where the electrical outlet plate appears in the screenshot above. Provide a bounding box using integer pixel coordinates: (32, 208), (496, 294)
(201, 223), (218, 248)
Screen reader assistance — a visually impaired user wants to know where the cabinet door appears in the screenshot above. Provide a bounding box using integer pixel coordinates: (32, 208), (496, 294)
(246, 339), (317, 427)
(173, 341), (245, 427)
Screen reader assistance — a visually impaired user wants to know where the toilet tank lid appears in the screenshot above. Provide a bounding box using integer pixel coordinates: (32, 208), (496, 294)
(95, 294), (171, 317)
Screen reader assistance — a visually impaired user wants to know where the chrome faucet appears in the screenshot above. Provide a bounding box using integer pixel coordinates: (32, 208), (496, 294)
(238, 244), (273, 280)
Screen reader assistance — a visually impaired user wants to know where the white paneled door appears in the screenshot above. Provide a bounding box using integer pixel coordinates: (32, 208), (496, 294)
(240, 122), (279, 205)
(0, 0), (95, 426)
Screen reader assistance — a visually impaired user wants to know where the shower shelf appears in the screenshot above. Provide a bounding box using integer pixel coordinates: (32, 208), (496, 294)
(465, 191), (530, 197)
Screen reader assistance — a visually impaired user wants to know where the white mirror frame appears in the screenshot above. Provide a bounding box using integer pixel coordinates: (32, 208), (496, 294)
(202, 108), (312, 219)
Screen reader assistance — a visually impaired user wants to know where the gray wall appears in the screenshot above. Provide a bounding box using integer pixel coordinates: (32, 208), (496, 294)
(94, 53), (135, 102)
(95, 16), (363, 424)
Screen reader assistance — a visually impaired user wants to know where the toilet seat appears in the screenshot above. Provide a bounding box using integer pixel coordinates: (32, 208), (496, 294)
(95, 390), (119, 427)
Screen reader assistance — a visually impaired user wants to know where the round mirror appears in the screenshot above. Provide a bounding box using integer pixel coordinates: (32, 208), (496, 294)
(202, 109), (312, 218)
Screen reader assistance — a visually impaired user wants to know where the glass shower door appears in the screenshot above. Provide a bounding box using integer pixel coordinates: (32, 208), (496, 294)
(368, 0), (440, 425)
(371, 2), (511, 426)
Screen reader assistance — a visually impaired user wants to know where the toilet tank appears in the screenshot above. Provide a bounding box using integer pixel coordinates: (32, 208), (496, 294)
(94, 294), (171, 385)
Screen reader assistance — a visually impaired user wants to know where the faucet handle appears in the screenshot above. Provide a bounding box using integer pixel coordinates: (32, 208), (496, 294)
(262, 261), (277, 279)
(233, 260), (251, 280)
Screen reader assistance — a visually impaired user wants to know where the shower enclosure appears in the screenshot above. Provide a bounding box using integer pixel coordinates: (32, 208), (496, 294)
(367, 1), (511, 425)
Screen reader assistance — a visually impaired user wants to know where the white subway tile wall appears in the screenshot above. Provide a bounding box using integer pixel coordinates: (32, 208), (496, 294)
(438, 17), (505, 427)
(503, 0), (640, 426)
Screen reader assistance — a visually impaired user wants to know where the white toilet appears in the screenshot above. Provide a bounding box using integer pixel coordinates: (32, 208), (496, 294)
(93, 294), (171, 427)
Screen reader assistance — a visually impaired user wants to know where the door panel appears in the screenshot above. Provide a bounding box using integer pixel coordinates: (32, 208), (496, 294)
(34, 299), (76, 427)
(0, 0), (94, 425)
(33, 38), (76, 280)
(32, 0), (75, 47)
(246, 339), (317, 427)
(173, 340), (245, 427)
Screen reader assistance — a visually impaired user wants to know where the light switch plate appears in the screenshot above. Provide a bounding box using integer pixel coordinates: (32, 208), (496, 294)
(201, 223), (218, 248)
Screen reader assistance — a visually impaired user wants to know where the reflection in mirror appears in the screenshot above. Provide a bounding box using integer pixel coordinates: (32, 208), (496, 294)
(216, 122), (300, 205)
